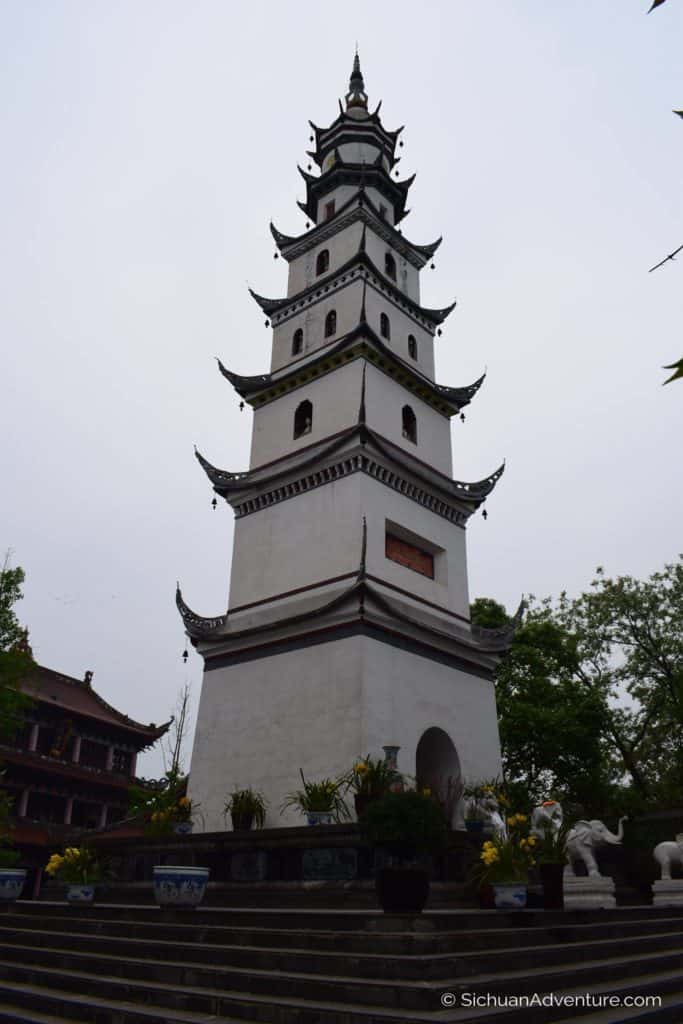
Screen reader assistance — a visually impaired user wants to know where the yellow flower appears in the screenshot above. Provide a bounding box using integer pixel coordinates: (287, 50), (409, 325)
(178, 797), (190, 808)
(516, 814), (527, 823)
(527, 835), (537, 845)
(506, 816), (516, 827)
(45, 854), (64, 876)
(354, 762), (368, 774)
(422, 788), (431, 797)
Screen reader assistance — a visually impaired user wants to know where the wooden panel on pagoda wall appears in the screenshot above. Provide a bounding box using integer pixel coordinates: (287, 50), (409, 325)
(385, 534), (435, 579)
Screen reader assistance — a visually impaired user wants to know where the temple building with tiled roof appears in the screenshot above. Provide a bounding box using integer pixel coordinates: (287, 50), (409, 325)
(2, 664), (168, 838)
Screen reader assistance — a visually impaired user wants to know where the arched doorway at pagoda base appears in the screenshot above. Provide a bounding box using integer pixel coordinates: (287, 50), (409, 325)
(415, 726), (462, 827)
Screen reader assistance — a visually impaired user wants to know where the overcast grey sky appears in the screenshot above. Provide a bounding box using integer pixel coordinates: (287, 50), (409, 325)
(1, 1), (681, 778)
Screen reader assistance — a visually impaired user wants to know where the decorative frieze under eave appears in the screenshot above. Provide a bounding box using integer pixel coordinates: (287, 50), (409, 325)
(193, 426), (504, 526)
(270, 192), (442, 268)
(249, 250), (456, 329)
(217, 332), (482, 417)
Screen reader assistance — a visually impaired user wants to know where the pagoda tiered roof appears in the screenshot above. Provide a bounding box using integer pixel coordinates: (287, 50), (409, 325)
(217, 328), (482, 417)
(177, 523), (521, 675)
(193, 416), (504, 520)
(249, 248), (455, 329)
(296, 163), (414, 226)
(308, 107), (403, 165)
(270, 190), (442, 268)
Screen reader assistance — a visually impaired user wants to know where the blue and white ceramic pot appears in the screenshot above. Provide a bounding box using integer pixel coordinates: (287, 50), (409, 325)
(0, 869), (27, 903)
(65, 884), (95, 904)
(306, 811), (333, 826)
(153, 866), (209, 907)
(173, 821), (193, 835)
(492, 882), (527, 910)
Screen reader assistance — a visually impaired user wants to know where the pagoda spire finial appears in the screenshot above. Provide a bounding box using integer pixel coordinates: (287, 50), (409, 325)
(346, 49), (368, 114)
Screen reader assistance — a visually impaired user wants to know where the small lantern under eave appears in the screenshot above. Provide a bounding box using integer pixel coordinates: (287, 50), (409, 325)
(182, 647), (189, 664)
(211, 497), (217, 511)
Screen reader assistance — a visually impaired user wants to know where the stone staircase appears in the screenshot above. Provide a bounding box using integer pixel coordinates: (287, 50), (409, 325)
(0, 902), (681, 1023)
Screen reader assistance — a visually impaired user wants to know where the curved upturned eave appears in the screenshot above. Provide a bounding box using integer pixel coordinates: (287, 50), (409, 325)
(312, 111), (402, 152)
(271, 193), (441, 266)
(176, 584), (227, 641)
(194, 446), (252, 489)
(216, 358), (270, 396)
(216, 329), (484, 414)
(471, 600), (525, 652)
(191, 575), (504, 667)
(269, 222), (297, 249)
(248, 287), (281, 316)
(434, 373), (486, 405)
(367, 429), (506, 503)
(248, 249), (456, 327)
(299, 162), (413, 226)
(193, 417), (504, 514)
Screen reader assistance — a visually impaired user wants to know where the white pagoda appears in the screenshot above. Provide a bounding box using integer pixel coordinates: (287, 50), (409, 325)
(178, 56), (515, 829)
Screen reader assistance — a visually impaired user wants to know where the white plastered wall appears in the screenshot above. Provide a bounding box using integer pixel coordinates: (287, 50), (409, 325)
(249, 358), (451, 473)
(227, 462), (468, 619)
(270, 276), (364, 373)
(187, 634), (501, 830)
(363, 287), (436, 380)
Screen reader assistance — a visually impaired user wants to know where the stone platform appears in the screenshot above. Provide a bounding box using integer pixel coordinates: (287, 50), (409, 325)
(75, 824), (479, 908)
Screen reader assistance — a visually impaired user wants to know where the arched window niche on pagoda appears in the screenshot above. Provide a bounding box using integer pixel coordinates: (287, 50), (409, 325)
(324, 310), (337, 338)
(408, 334), (417, 360)
(402, 405), (417, 444)
(380, 312), (391, 340)
(292, 328), (303, 356)
(316, 249), (330, 276)
(293, 399), (313, 439)
(385, 252), (397, 281)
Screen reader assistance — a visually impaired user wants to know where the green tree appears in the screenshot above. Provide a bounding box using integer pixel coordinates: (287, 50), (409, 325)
(473, 557), (683, 815)
(472, 598), (610, 814)
(0, 556), (34, 742)
(553, 560), (683, 806)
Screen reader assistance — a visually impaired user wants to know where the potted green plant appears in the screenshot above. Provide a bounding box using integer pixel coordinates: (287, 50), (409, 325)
(534, 817), (571, 910)
(342, 754), (401, 820)
(280, 770), (349, 825)
(44, 846), (105, 904)
(224, 788), (267, 831)
(363, 790), (448, 913)
(475, 812), (537, 909)
(128, 769), (196, 835)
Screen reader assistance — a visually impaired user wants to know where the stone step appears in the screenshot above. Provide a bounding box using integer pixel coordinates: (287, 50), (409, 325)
(0, 965), (681, 1024)
(0, 983), (257, 1024)
(1, 939), (683, 1015)
(0, 969), (438, 1024)
(1, 921), (683, 983)
(11, 900), (675, 934)
(550, 992), (683, 1024)
(3, 907), (683, 957)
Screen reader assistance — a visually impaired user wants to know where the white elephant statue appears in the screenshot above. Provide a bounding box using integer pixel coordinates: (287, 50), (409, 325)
(531, 800), (563, 838)
(466, 794), (506, 837)
(653, 834), (683, 880)
(565, 817), (628, 877)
